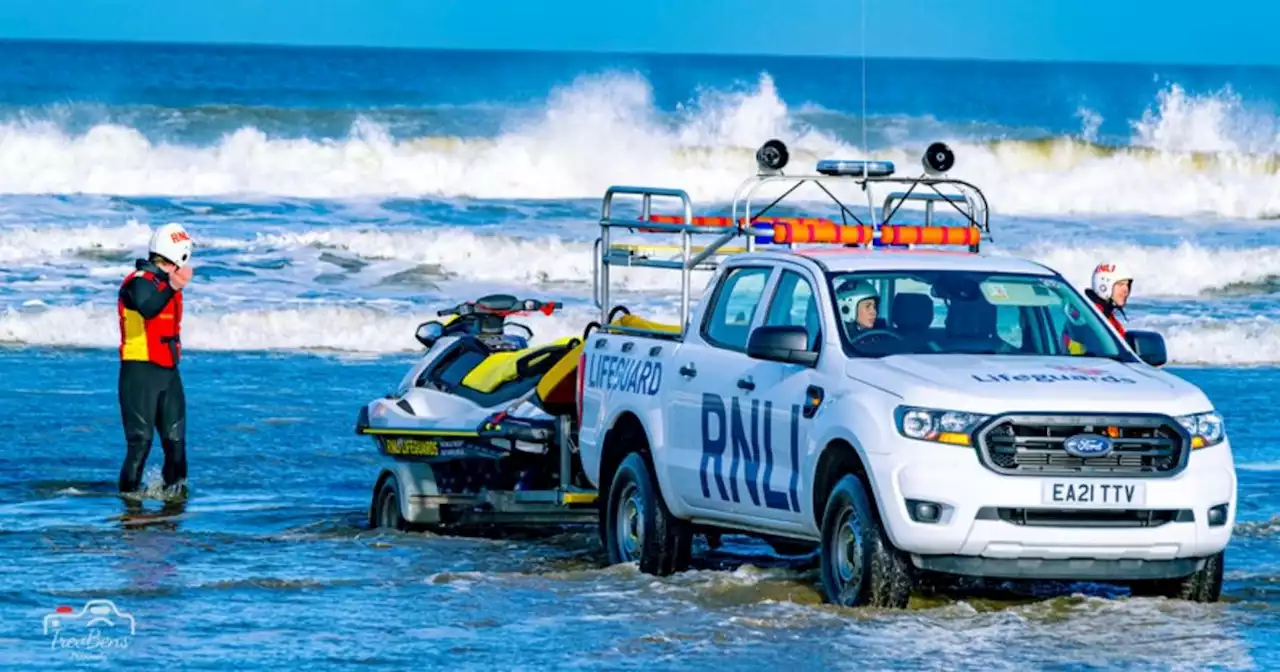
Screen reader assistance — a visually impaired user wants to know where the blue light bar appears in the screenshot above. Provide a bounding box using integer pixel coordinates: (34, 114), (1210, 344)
(815, 159), (895, 177)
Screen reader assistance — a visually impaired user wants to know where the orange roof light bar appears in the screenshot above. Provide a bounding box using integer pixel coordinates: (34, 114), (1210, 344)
(768, 221), (874, 244)
(640, 213), (976, 249)
(639, 214), (845, 233)
(879, 225), (982, 246)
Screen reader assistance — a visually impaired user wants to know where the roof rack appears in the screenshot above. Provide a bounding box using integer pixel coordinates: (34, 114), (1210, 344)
(592, 139), (992, 339)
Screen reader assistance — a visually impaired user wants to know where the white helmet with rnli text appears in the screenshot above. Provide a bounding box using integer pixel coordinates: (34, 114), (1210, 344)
(836, 279), (878, 319)
(1091, 261), (1132, 301)
(149, 222), (193, 268)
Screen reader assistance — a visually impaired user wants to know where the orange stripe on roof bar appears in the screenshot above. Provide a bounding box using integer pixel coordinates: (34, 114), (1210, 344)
(772, 222), (874, 244)
(879, 225), (981, 246)
(639, 214), (839, 232)
(636, 215), (980, 248)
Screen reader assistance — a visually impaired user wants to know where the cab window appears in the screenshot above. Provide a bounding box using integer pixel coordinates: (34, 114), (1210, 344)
(702, 266), (772, 351)
(825, 270), (1131, 360)
(763, 269), (821, 350)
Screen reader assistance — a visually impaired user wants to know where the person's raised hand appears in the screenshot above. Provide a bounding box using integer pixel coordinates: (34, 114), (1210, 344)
(170, 265), (194, 290)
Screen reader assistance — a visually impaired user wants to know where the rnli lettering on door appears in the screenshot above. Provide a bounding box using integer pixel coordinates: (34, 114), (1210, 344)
(698, 392), (800, 513)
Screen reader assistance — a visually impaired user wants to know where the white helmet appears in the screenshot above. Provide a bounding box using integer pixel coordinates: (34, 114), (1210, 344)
(149, 222), (193, 268)
(836, 280), (878, 319)
(1091, 261), (1133, 301)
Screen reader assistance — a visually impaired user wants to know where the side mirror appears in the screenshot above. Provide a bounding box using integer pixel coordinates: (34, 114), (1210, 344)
(746, 325), (818, 367)
(1125, 329), (1167, 367)
(415, 321), (445, 349)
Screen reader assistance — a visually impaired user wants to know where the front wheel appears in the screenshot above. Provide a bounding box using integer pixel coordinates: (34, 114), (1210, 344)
(1129, 551), (1225, 602)
(818, 474), (914, 608)
(603, 452), (691, 575)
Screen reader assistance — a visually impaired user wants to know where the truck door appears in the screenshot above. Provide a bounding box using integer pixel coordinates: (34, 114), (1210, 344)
(668, 264), (783, 519)
(752, 267), (823, 527)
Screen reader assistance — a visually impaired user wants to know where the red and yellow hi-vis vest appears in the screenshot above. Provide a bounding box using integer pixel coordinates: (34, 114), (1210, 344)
(1091, 298), (1126, 337)
(118, 270), (183, 367)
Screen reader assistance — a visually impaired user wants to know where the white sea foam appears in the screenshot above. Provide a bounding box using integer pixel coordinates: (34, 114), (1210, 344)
(4, 221), (1278, 301)
(2, 302), (1276, 366)
(0, 302), (682, 354)
(1011, 240), (1280, 297)
(0, 76), (1278, 217)
(1133, 315), (1280, 366)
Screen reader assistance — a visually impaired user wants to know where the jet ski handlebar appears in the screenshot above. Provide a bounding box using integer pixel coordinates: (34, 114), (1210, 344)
(437, 294), (562, 318)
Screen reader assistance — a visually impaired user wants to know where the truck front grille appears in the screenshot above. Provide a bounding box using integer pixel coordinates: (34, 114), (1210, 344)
(985, 507), (1192, 528)
(975, 413), (1188, 477)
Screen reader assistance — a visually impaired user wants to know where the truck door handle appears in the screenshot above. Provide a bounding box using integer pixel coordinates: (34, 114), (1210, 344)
(737, 376), (755, 391)
(679, 363), (697, 378)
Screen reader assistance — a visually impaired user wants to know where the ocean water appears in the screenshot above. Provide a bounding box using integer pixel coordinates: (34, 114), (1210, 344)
(1, 39), (1279, 669)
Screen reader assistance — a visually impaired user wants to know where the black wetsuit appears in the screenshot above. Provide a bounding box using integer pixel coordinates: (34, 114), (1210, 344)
(118, 260), (187, 494)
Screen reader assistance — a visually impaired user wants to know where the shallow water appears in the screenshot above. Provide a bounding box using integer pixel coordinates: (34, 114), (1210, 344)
(4, 41), (1280, 669)
(1, 347), (1277, 669)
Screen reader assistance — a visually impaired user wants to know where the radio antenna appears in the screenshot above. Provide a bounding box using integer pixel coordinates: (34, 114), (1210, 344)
(860, 0), (868, 155)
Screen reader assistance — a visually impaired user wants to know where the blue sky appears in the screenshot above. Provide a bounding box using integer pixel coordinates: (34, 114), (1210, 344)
(0, 0), (1276, 66)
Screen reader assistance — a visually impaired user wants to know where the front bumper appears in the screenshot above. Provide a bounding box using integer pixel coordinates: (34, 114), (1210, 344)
(873, 436), (1236, 581)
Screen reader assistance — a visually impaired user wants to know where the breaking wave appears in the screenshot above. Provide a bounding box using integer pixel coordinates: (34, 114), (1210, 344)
(0, 76), (1279, 217)
(6, 222), (1279, 301)
(0, 303), (677, 354)
(2, 303), (1277, 366)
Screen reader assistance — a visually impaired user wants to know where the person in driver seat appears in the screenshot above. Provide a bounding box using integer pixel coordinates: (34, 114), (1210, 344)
(836, 280), (879, 337)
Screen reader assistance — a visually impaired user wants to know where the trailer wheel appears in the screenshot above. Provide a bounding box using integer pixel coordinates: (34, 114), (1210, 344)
(371, 475), (409, 531)
(604, 452), (690, 575)
(818, 474), (913, 608)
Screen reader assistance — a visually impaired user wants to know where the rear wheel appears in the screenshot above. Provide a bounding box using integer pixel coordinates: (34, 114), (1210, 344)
(1129, 551), (1225, 602)
(371, 476), (409, 531)
(818, 474), (914, 608)
(604, 452), (691, 575)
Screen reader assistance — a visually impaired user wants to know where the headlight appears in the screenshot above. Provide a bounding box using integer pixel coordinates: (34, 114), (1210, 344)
(895, 406), (989, 446)
(1177, 411), (1225, 449)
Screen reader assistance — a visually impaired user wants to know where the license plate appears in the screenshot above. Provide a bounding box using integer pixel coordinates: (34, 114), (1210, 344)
(1041, 481), (1145, 507)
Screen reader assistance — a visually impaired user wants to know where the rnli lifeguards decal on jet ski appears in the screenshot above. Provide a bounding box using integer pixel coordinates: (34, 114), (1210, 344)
(380, 437), (499, 460)
(385, 438), (441, 457)
(585, 354), (662, 396)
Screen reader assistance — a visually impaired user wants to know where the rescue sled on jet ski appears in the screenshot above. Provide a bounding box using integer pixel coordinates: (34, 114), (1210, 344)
(356, 293), (598, 531)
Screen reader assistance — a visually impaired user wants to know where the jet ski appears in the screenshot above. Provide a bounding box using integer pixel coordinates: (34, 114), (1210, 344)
(356, 293), (597, 532)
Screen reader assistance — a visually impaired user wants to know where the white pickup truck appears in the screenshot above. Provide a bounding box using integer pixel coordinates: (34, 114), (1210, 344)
(578, 140), (1236, 607)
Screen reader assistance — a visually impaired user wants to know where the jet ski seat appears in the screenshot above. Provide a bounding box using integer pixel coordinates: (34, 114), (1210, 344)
(421, 335), (580, 409)
(460, 336), (580, 393)
(439, 309), (680, 415)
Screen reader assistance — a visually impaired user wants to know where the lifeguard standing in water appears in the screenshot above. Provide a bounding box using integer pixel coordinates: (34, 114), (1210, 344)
(117, 222), (195, 495)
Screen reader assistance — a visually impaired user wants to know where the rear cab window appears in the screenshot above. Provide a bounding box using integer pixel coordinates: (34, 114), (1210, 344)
(701, 266), (773, 351)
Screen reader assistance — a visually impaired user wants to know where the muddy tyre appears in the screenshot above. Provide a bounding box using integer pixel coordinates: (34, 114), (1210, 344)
(818, 474), (914, 608)
(371, 476), (409, 531)
(1130, 551), (1225, 602)
(604, 452), (691, 575)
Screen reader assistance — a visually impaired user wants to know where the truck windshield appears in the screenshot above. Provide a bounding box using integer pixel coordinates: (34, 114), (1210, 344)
(825, 269), (1133, 360)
